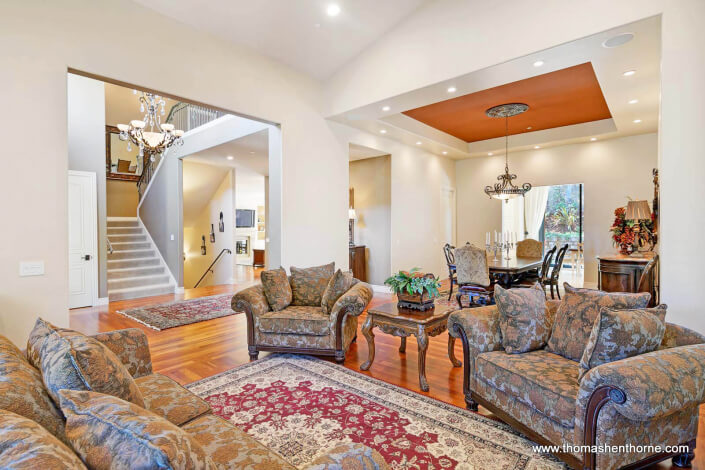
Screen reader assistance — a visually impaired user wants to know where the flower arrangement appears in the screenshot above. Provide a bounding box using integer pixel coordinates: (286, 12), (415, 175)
(385, 268), (441, 298)
(609, 206), (655, 255)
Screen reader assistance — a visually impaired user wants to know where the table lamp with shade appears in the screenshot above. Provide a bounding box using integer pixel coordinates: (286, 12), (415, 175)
(349, 207), (357, 247)
(626, 200), (656, 252)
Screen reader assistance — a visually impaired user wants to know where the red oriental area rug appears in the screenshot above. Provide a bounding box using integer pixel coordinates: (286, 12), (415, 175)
(187, 354), (564, 469)
(116, 293), (235, 330)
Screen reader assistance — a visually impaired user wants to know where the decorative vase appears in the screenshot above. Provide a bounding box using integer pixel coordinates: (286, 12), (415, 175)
(619, 243), (634, 256)
(397, 292), (435, 311)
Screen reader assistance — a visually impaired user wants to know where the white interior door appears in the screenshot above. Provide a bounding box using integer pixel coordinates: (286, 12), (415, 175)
(68, 171), (97, 308)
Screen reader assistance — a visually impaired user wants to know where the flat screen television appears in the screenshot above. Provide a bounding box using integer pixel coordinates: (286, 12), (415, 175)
(236, 209), (255, 228)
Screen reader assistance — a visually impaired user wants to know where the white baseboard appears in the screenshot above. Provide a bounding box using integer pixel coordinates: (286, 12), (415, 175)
(95, 297), (109, 306)
(175, 286), (185, 293)
(370, 284), (391, 293)
(106, 216), (137, 221)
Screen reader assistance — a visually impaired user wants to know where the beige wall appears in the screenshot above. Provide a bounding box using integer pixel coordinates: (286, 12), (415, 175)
(0, 0), (348, 345)
(106, 180), (138, 217)
(457, 133), (658, 284)
(349, 156), (391, 285)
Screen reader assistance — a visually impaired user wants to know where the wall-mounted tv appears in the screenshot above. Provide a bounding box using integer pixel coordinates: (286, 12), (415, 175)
(236, 209), (255, 228)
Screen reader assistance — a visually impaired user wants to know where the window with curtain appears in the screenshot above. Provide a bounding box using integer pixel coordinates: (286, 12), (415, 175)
(540, 183), (584, 251)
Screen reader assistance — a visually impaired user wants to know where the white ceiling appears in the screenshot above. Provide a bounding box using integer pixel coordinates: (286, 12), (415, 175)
(185, 129), (269, 175)
(349, 143), (388, 161)
(333, 16), (661, 160)
(130, 0), (430, 80)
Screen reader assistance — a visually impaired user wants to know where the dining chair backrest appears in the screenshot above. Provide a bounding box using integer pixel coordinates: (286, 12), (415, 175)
(516, 239), (543, 258)
(443, 243), (455, 265)
(638, 254), (659, 306)
(455, 244), (490, 287)
(540, 245), (557, 280)
(550, 244), (570, 282)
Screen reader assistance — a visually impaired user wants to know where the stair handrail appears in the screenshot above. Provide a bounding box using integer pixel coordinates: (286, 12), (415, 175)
(107, 238), (114, 255)
(194, 248), (232, 288)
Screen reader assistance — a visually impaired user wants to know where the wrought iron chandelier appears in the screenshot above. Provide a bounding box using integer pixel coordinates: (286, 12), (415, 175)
(117, 91), (184, 162)
(484, 103), (532, 203)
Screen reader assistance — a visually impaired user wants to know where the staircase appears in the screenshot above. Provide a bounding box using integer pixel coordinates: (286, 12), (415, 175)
(107, 218), (175, 302)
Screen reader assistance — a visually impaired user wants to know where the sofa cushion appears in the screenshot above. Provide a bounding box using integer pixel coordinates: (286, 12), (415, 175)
(59, 389), (216, 470)
(290, 262), (335, 306)
(0, 409), (86, 469)
(546, 284), (651, 361)
(474, 350), (580, 428)
(35, 318), (145, 409)
(321, 269), (354, 314)
(0, 335), (67, 443)
(257, 306), (331, 336)
(182, 413), (296, 470)
(494, 283), (550, 354)
(261, 267), (293, 311)
(579, 306), (667, 380)
(135, 373), (211, 426)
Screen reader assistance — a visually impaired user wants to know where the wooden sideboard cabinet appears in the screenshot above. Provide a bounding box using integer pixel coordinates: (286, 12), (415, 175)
(349, 245), (367, 282)
(252, 249), (265, 268)
(596, 253), (657, 304)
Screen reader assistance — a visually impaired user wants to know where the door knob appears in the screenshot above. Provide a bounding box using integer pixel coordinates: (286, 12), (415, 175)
(83, 254), (91, 261)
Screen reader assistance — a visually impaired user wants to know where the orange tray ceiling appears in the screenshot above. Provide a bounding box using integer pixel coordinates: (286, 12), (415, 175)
(402, 62), (611, 143)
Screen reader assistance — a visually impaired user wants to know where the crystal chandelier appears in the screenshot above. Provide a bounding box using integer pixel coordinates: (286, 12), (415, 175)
(117, 91), (184, 162)
(484, 103), (532, 203)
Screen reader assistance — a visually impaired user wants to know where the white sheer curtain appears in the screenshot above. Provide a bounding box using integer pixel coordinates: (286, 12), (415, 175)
(501, 197), (525, 241)
(523, 186), (550, 240)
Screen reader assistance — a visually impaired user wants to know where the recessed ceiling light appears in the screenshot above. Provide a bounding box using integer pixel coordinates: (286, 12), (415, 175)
(226, 155), (234, 160)
(526, 126), (532, 130)
(326, 4), (340, 16)
(447, 86), (456, 93)
(488, 152), (493, 156)
(623, 70), (636, 77)
(380, 129), (387, 134)
(533, 60), (544, 67)
(442, 151), (448, 155)
(534, 146), (541, 149)
(628, 99), (639, 104)
(590, 137), (597, 141)
(382, 106), (390, 112)
(633, 119), (642, 123)
(603, 32), (635, 48)
(416, 141), (422, 145)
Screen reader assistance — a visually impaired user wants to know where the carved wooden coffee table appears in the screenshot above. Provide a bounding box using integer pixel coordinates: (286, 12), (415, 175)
(360, 301), (460, 392)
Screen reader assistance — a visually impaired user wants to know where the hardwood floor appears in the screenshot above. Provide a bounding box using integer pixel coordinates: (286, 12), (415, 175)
(70, 269), (700, 469)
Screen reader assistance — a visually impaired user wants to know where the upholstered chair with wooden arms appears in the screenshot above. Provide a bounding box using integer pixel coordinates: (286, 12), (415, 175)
(454, 244), (494, 308)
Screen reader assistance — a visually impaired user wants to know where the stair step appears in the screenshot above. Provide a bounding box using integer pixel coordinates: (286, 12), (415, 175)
(108, 257), (160, 269)
(107, 219), (139, 228)
(108, 227), (142, 235)
(108, 249), (155, 260)
(108, 274), (171, 290)
(108, 265), (165, 279)
(109, 283), (175, 302)
(108, 234), (147, 243)
(110, 241), (151, 251)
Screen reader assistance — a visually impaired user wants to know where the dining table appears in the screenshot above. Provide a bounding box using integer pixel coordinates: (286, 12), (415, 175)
(487, 256), (543, 288)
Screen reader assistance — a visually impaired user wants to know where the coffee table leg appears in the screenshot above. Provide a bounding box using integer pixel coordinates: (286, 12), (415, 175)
(448, 336), (461, 367)
(399, 336), (406, 353)
(360, 316), (375, 371)
(417, 327), (429, 392)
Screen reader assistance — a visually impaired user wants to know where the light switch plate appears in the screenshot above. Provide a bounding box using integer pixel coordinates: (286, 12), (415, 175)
(170, 234), (175, 241)
(19, 261), (44, 277)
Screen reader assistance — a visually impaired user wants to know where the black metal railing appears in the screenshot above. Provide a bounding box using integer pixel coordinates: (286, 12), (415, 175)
(194, 248), (232, 288)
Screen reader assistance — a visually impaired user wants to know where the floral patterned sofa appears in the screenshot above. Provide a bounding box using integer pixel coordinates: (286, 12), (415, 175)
(232, 265), (373, 363)
(448, 299), (705, 470)
(0, 325), (388, 469)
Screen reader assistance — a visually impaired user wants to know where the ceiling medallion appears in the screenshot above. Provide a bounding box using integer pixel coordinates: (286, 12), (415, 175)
(117, 91), (184, 163)
(484, 103), (532, 203)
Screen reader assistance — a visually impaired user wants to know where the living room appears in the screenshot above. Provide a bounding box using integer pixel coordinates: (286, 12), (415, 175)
(1, 1), (704, 469)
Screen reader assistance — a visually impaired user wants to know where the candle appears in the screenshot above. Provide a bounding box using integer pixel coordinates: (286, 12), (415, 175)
(494, 231), (497, 243)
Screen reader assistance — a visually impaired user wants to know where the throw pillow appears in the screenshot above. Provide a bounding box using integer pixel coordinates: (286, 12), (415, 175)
(260, 267), (292, 311)
(579, 305), (667, 380)
(290, 262), (335, 306)
(59, 390), (216, 470)
(546, 284), (651, 361)
(0, 409), (87, 469)
(35, 318), (145, 409)
(494, 283), (550, 354)
(321, 269), (354, 314)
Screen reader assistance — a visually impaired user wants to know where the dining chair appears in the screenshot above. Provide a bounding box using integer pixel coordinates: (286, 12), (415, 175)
(516, 238), (543, 258)
(455, 244), (494, 308)
(516, 245), (556, 296)
(568, 242), (584, 275)
(637, 254), (659, 307)
(443, 243), (457, 300)
(544, 244), (569, 299)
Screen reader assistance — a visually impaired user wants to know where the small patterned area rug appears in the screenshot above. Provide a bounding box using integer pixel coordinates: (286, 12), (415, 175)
(187, 354), (564, 469)
(116, 293), (235, 330)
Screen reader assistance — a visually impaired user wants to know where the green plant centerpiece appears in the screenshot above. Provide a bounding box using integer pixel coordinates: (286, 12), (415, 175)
(385, 268), (441, 311)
